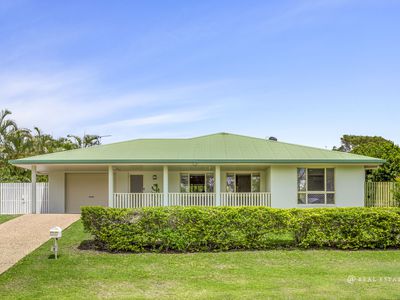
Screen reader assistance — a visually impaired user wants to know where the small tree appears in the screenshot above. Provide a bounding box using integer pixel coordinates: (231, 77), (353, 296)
(392, 178), (400, 206)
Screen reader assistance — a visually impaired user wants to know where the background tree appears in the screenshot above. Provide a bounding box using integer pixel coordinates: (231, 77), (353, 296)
(334, 135), (400, 181)
(332, 135), (390, 152)
(67, 134), (101, 148)
(0, 109), (102, 182)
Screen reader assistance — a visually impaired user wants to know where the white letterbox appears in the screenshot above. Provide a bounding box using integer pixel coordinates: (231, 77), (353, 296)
(50, 226), (62, 239)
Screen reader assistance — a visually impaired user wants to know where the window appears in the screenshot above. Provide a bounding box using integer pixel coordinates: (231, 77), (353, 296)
(206, 173), (215, 193)
(251, 174), (261, 192)
(180, 174), (189, 193)
(226, 174), (235, 192)
(226, 173), (261, 192)
(297, 168), (335, 205)
(180, 173), (214, 193)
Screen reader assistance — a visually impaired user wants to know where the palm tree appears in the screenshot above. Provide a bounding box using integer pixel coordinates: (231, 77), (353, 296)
(0, 128), (33, 160)
(0, 109), (17, 145)
(67, 134), (101, 148)
(32, 127), (56, 155)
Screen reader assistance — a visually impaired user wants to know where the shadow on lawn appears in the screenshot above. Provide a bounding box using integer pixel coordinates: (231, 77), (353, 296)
(78, 239), (99, 251)
(76, 237), (297, 254)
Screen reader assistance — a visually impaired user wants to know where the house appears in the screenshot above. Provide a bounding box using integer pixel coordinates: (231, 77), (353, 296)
(10, 133), (384, 213)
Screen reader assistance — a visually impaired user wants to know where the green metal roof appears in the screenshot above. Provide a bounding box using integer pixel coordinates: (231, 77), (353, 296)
(10, 133), (384, 165)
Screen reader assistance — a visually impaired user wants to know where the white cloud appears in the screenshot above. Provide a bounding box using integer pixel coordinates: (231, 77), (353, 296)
(0, 68), (226, 140)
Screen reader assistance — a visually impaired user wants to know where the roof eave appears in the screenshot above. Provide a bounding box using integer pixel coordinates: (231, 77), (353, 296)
(10, 158), (385, 165)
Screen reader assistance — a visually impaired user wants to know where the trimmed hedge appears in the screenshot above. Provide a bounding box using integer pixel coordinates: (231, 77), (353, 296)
(293, 208), (400, 249)
(81, 206), (400, 252)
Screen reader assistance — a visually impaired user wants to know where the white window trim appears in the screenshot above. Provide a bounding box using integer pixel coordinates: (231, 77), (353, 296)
(180, 173), (214, 193)
(297, 168), (335, 206)
(225, 172), (261, 193)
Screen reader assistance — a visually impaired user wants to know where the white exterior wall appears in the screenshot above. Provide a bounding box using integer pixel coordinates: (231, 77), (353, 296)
(270, 165), (366, 208)
(47, 165), (366, 212)
(168, 172), (180, 193)
(335, 166), (365, 207)
(114, 171), (163, 193)
(48, 172), (65, 213)
(270, 166), (297, 208)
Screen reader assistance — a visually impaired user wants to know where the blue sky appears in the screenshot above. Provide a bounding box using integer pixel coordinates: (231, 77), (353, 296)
(0, 0), (399, 148)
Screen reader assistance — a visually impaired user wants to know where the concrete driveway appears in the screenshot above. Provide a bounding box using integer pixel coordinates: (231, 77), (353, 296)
(0, 214), (79, 274)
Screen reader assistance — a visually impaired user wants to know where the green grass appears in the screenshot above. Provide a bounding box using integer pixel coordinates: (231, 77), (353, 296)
(0, 215), (19, 224)
(1, 221), (400, 299)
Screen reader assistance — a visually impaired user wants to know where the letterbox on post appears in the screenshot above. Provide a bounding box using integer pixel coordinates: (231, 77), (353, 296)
(50, 226), (62, 259)
(50, 226), (62, 238)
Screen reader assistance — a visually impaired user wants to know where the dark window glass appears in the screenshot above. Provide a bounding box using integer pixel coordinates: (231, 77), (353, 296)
(226, 174), (235, 192)
(190, 175), (205, 193)
(298, 193), (306, 204)
(307, 169), (324, 191)
(327, 193), (335, 204)
(326, 169), (335, 191)
(206, 174), (214, 193)
(180, 174), (189, 193)
(308, 193), (325, 204)
(297, 168), (306, 191)
(251, 174), (260, 192)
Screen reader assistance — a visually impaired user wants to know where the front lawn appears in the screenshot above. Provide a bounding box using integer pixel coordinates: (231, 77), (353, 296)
(0, 215), (18, 224)
(1, 221), (400, 299)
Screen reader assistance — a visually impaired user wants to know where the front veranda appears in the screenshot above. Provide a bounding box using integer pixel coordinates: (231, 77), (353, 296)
(111, 165), (271, 208)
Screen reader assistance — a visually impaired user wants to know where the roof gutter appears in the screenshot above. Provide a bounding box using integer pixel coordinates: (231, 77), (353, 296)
(10, 158), (385, 165)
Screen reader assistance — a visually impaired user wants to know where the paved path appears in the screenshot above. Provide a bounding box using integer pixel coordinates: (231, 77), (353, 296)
(0, 214), (79, 274)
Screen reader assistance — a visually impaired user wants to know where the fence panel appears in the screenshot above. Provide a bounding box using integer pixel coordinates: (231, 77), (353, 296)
(0, 183), (49, 214)
(365, 182), (398, 207)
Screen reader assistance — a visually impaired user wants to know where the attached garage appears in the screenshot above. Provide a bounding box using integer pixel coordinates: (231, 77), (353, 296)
(65, 173), (108, 213)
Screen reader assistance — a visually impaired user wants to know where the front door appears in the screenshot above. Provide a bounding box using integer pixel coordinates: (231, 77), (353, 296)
(236, 174), (251, 192)
(130, 175), (144, 193)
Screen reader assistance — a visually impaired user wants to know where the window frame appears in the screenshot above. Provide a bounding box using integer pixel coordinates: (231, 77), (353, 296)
(180, 173), (214, 193)
(297, 168), (335, 205)
(225, 172), (261, 193)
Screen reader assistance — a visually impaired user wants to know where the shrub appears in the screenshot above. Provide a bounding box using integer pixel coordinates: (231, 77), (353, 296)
(292, 207), (400, 249)
(81, 206), (400, 252)
(81, 206), (294, 252)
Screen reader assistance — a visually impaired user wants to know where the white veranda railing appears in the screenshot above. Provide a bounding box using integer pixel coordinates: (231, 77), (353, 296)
(168, 193), (216, 206)
(113, 192), (271, 208)
(113, 193), (163, 208)
(221, 192), (271, 207)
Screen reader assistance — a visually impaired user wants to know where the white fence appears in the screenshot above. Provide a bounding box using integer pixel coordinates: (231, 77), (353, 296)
(0, 183), (49, 214)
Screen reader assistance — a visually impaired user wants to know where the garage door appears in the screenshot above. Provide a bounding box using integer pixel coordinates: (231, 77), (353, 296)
(65, 173), (108, 213)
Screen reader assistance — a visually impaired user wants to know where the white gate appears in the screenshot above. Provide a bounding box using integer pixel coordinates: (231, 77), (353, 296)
(0, 183), (49, 214)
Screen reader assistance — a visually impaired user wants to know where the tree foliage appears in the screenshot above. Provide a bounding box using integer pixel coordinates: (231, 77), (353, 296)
(333, 135), (390, 152)
(334, 134), (400, 181)
(0, 109), (102, 182)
